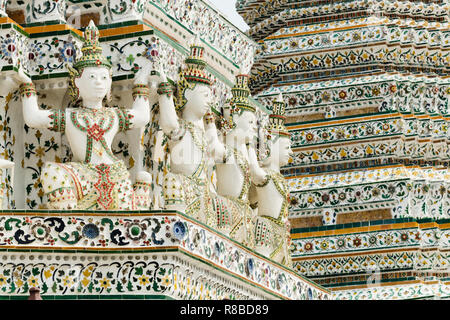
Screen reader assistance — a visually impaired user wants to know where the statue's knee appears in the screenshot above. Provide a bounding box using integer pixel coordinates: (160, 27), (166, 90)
(42, 162), (72, 193)
(134, 171), (153, 210)
(42, 163), (77, 210)
(163, 174), (186, 210)
(47, 188), (77, 210)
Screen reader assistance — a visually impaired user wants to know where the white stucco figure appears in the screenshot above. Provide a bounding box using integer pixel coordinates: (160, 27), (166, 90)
(155, 37), (221, 227)
(254, 93), (294, 267)
(205, 74), (268, 248)
(17, 21), (152, 210)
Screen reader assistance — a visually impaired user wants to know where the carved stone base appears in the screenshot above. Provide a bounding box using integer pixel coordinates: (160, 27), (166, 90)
(0, 210), (331, 300)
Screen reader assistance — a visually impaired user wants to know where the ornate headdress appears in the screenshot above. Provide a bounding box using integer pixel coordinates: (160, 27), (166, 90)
(221, 73), (255, 131)
(68, 20), (112, 101)
(230, 74), (255, 114)
(258, 93), (290, 162)
(176, 36), (212, 111)
(267, 93), (290, 138)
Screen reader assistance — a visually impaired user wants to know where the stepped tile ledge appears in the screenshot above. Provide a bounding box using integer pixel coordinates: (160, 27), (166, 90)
(0, 210), (330, 300)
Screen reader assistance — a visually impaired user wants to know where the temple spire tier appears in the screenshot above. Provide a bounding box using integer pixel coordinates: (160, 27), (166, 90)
(239, 0), (450, 300)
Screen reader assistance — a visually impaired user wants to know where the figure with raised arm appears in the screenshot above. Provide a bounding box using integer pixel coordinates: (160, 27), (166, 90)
(254, 93), (293, 267)
(17, 21), (152, 210)
(205, 74), (268, 249)
(155, 37), (219, 227)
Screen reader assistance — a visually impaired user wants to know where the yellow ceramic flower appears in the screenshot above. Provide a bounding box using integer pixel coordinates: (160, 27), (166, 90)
(99, 278), (110, 289)
(63, 276), (75, 287)
(138, 275), (150, 286)
(27, 276), (39, 287)
(161, 275), (172, 286)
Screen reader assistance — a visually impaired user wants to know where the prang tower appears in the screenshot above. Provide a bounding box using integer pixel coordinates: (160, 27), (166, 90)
(238, 0), (450, 300)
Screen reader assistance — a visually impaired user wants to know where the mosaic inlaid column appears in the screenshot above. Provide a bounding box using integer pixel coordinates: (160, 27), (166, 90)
(0, 88), (17, 209)
(0, 21), (27, 208)
(0, 0), (7, 17)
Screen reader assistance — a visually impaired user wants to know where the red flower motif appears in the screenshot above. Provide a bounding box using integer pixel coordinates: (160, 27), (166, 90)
(339, 91), (347, 100)
(306, 133), (314, 142)
(87, 123), (106, 141)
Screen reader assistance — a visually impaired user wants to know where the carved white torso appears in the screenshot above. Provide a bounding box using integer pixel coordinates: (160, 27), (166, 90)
(64, 108), (120, 165)
(169, 134), (203, 177)
(216, 162), (243, 200)
(216, 144), (249, 201)
(256, 177), (285, 220)
(256, 137), (292, 221)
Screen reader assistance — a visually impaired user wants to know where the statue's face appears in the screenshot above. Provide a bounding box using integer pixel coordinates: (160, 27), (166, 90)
(270, 136), (293, 168)
(183, 84), (212, 119)
(278, 137), (293, 167)
(233, 110), (257, 143)
(75, 67), (111, 103)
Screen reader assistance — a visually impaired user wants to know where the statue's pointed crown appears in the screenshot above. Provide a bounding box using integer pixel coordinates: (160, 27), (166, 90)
(73, 20), (111, 71)
(181, 35), (211, 86)
(175, 35), (212, 111)
(230, 73), (255, 114)
(220, 73), (255, 132)
(268, 93), (290, 137)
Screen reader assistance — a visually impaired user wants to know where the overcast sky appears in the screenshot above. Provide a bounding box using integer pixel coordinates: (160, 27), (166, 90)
(207, 0), (249, 32)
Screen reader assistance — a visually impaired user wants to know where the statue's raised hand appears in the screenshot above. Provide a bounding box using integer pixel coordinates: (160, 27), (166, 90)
(134, 62), (153, 85)
(151, 64), (167, 85)
(0, 67), (32, 97)
(14, 67), (33, 84)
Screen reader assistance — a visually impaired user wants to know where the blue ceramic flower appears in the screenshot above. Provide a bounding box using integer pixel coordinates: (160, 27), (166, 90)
(246, 258), (254, 274)
(82, 223), (99, 239)
(172, 221), (186, 240)
(307, 288), (313, 300)
(59, 42), (76, 63)
(214, 242), (220, 257)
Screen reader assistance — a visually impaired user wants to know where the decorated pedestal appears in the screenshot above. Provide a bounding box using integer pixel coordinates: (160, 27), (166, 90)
(0, 210), (329, 300)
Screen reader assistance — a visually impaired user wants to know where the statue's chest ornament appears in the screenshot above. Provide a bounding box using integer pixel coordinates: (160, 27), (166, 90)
(224, 147), (250, 202)
(260, 170), (290, 224)
(70, 108), (116, 163)
(236, 150), (251, 202)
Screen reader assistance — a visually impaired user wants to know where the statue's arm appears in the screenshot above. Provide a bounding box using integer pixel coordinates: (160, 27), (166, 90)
(204, 113), (226, 163)
(18, 70), (52, 129)
(157, 69), (180, 136)
(248, 144), (269, 186)
(127, 67), (152, 129)
(158, 91), (180, 136)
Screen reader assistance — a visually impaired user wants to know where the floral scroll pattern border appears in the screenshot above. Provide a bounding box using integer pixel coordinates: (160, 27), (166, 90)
(0, 211), (331, 300)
